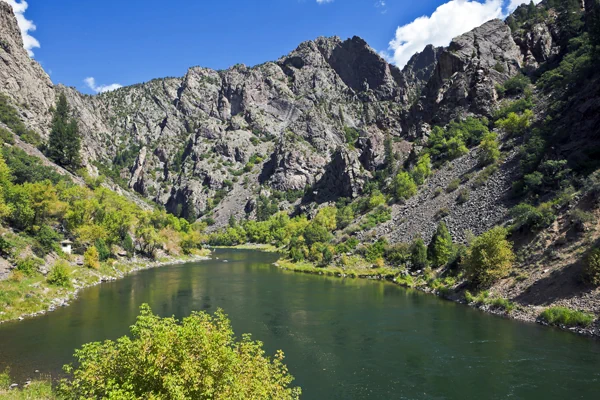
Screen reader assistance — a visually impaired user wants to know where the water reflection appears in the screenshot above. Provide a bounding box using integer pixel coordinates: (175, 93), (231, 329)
(0, 249), (599, 399)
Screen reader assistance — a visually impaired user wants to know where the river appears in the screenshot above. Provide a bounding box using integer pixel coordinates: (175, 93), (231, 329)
(0, 249), (599, 399)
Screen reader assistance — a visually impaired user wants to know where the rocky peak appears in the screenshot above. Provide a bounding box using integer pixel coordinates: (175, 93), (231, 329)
(0, 1), (55, 135)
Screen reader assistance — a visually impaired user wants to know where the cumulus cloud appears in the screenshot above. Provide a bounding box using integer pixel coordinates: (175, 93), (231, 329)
(387, 0), (507, 68)
(84, 77), (122, 94)
(1, 0), (40, 57)
(507, 0), (542, 12)
(316, 0), (334, 4)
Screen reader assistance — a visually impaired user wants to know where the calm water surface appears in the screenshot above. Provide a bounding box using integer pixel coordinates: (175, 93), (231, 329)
(0, 249), (599, 399)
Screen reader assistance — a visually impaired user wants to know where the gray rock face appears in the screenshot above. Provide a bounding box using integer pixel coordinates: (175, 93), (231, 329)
(0, 3), (561, 232)
(406, 19), (523, 136)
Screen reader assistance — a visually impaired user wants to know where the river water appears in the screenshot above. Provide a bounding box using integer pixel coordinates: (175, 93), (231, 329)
(0, 249), (599, 399)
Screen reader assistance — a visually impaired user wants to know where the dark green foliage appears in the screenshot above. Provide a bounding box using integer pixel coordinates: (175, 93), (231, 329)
(360, 207), (391, 230)
(456, 188), (470, 204)
(303, 223), (332, 246)
(426, 117), (489, 165)
(35, 225), (61, 255)
(256, 195), (279, 221)
(537, 35), (592, 93)
(363, 238), (387, 263)
(584, 248), (600, 286)
(336, 206), (354, 229)
(2, 147), (68, 185)
(496, 74), (530, 97)
(428, 222), (453, 267)
(410, 237), (428, 270)
(47, 93), (81, 168)
(95, 239), (111, 261)
(0, 127), (15, 145)
(385, 243), (411, 267)
(494, 95), (535, 121)
(0, 236), (13, 257)
(0, 94), (42, 146)
(510, 203), (556, 231)
(122, 233), (134, 256)
(344, 127), (360, 147)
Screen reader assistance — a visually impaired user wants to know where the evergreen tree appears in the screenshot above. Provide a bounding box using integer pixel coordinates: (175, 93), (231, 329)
(410, 237), (428, 270)
(427, 222), (453, 267)
(48, 93), (81, 168)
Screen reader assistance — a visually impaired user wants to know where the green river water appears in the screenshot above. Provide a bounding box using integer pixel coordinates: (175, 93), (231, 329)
(0, 249), (599, 399)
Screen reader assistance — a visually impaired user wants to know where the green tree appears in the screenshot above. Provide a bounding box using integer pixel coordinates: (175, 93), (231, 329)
(410, 237), (428, 270)
(411, 154), (432, 185)
(48, 93), (81, 168)
(464, 226), (515, 287)
(84, 246), (100, 270)
(58, 304), (301, 399)
(496, 110), (533, 136)
(428, 222), (453, 267)
(584, 247), (600, 286)
(394, 172), (417, 200)
(479, 132), (501, 165)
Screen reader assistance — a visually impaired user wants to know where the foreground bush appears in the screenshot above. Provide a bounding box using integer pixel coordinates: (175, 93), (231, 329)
(540, 307), (594, 328)
(58, 304), (301, 400)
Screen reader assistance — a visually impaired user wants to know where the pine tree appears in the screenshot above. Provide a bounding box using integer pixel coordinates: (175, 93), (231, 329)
(427, 222), (453, 267)
(410, 237), (428, 270)
(48, 93), (81, 168)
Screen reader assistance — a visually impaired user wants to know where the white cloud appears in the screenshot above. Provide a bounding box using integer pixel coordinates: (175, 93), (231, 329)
(84, 77), (123, 94)
(507, 0), (542, 12)
(1, 0), (40, 57)
(316, 0), (334, 4)
(387, 0), (508, 68)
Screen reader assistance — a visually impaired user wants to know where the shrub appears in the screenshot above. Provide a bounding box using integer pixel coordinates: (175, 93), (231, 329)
(83, 246), (100, 270)
(344, 127), (360, 146)
(584, 248), (600, 286)
(510, 203), (556, 231)
(410, 237), (428, 270)
(16, 256), (42, 276)
(569, 209), (594, 232)
(394, 172), (417, 200)
(36, 225), (61, 255)
(496, 110), (533, 136)
(540, 307), (594, 327)
(464, 226), (515, 287)
(411, 154), (432, 185)
(456, 188), (470, 204)
(446, 178), (460, 193)
(95, 239), (111, 261)
(47, 260), (72, 288)
(57, 304), (301, 399)
(428, 222), (453, 267)
(496, 74), (530, 97)
(478, 132), (501, 166)
(0, 127), (15, 145)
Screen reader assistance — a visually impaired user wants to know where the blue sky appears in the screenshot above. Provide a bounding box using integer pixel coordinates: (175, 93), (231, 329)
(5, 0), (539, 94)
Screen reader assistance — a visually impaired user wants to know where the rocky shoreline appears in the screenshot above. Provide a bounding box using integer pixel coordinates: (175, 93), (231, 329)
(0, 254), (211, 325)
(274, 261), (600, 340)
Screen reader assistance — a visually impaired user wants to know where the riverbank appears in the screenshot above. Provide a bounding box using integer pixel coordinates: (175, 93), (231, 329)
(0, 250), (211, 324)
(270, 257), (600, 339)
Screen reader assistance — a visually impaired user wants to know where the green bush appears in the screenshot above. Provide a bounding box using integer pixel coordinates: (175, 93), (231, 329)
(496, 74), (530, 97)
(57, 304), (301, 399)
(428, 222), (453, 267)
(47, 260), (72, 288)
(584, 248), (600, 286)
(16, 256), (42, 276)
(0, 127), (15, 145)
(456, 188), (470, 204)
(343, 127), (360, 146)
(464, 226), (515, 287)
(95, 239), (111, 261)
(478, 132), (500, 166)
(510, 203), (556, 231)
(540, 307), (594, 327)
(410, 237), (428, 270)
(446, 178), (460, 193)
(394, 172), (417, 200)
(496, 110), (533, 136)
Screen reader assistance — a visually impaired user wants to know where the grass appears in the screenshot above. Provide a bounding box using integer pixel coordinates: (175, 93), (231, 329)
(464, 291), (516, 313)
(213, 243), (280, 253)
(0, 370), (55, 400)
(540, 307), (595, 328)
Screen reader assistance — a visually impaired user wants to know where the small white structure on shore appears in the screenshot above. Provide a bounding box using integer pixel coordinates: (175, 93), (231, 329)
(61, 240), (73, 255)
